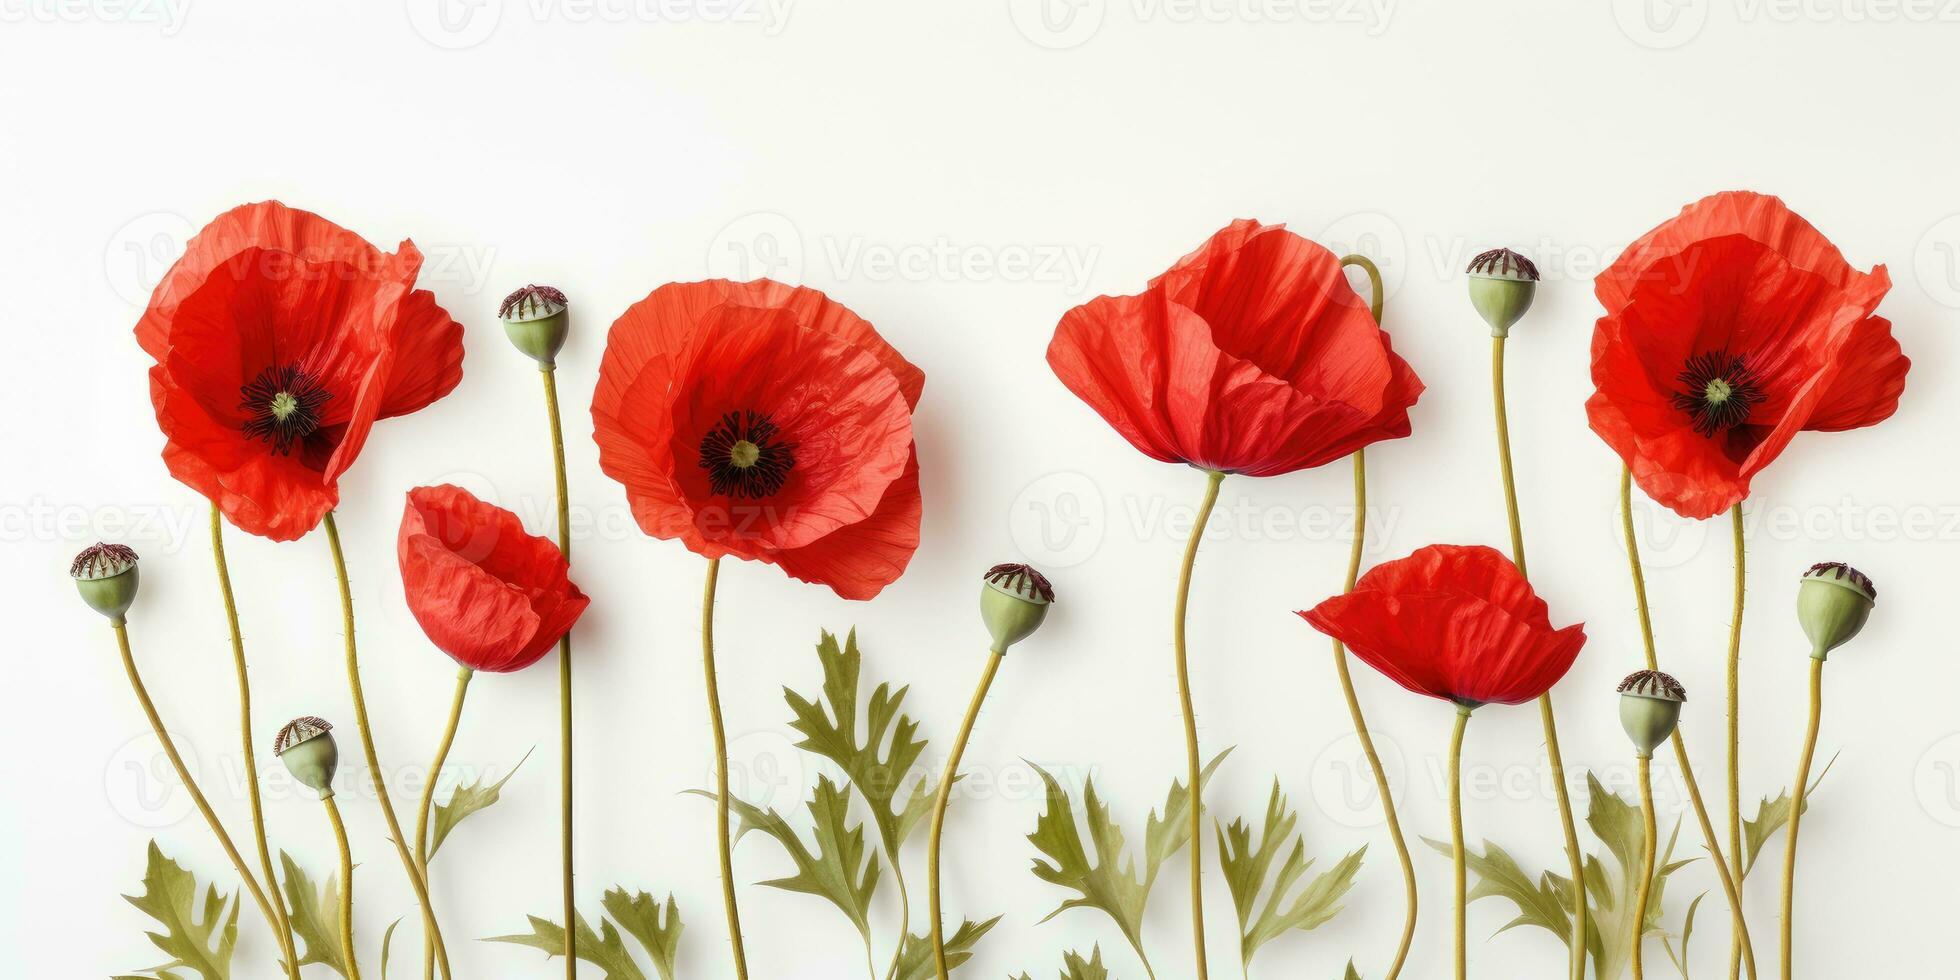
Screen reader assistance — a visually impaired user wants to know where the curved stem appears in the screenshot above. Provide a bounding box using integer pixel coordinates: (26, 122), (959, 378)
(1490, 335), (1587, 980)
(322, 512), (451, 980)
(417, 668), (473, 980)
(702, 557), (750, 979)
(111, 623), (287, 972)
(323, 795), (363, 980)
(1778, 658), (1824, 979)
(1327, 450), (1417, 979)
(1173, 469), (1225, 980)
(928, 650), (1005, 980)
(210, 507), (300, 980)
(1448, 706), (1472, 980)
(1724, 504), (1746, 980)
(1633, 755), (1657, 980)
(540, 366), (578, 980)
(1619, 469), (1759, 979)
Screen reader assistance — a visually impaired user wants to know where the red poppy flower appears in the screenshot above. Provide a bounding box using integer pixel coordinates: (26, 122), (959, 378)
(138, 201), (466, 541)
(398, 485), (589, 673)
(1300, 544), (1585, 707)
(1587, 191), (1908, 519)
(590, 279), (924, 600)
(1046, 219), (1423, 476)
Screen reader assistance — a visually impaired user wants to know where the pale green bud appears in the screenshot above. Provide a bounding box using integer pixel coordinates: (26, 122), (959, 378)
(1467, 247), (1539, 338)
(1617, 669), (1685, 759)
(1797, 562), (1875, 661)
(71, 543), (140, 625)
(274, 716), (340, 799)
(500, 284), (570, 369)
(980, 563), (1053, 654)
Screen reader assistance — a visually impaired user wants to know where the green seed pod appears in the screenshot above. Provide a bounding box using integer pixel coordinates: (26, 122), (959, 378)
(71, 543), (140, 625)
(274, 716), (340, 799)
(980, 563), (1054, 654)
(1797, 562), (1875, 661)
(1466, 247), (1540, 338)
(500, 284), (570, 369)
(1617, 669), (1685, 759)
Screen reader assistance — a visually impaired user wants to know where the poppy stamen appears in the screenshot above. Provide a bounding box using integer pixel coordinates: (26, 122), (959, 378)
(699, 410), (795, 499)
(1672, 350), (1763, 436)
(240, 364), (331, 455)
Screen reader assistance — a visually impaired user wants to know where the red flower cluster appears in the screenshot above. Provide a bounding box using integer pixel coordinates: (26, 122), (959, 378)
(1301, 545), (1585, 707)
(137, 202), (465, 540)
(590, 279), (924, 600)
(1047, 219), (1423, 476)
(398, 485), (588, 673)
(1587, 191), (1909, 519)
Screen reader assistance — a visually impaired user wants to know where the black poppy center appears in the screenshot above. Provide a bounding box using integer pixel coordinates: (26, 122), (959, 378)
(240, 364), (330, 455)
(699, 410), (795, 499)
(1671, 350), (1763, 437)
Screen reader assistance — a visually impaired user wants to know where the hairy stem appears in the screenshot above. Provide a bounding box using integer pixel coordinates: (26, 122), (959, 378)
(1449, 706), (1472, 980)
(928, 650), (1004, 979)
(1173, 469), (1226, 980)
(323, 795), (363, 980)
(1633, 755), (1657, 980)
(417, 668), (472, 980)
(541, 366), (578, 979)
(1725, 503), (1746, 980)
(1778, 657), (1824, 979)
(702, 557), (750, 978)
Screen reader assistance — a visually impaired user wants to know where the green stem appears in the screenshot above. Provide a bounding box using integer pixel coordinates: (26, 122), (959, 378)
(322, 512), (451, 980)
(1778, 658), (1824, 979)
(541, 365), (578, 980)
(1448, 706), (1472, 980)
(1633, 755), (1657, 980)
(1725, 503), (1746, 980)
(111, 622), (288, 974)
(323, 795), (363, 980)
(1618, 469), (1759, 980)
(210, 507), (301, 980)
(417, 668), (473, 980)
(1490, 334), (1588, 980)
(702, 557), (750, 979)
(1173, 469), (1225, 980)
(928, 649), (1005, 980)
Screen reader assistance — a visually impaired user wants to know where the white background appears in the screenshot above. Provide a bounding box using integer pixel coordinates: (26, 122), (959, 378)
(4, 1), (1957, 977)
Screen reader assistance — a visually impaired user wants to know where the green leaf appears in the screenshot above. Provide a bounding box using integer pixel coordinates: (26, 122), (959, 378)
(889, 915), (1002, 980)
(379, 919), (400, 980)
(1013, 944), (1117, 980)
(429, 747), (532, 860)
(600, 888), (683, 980)
(120, 840), (239, 980)
(1343, 959), (1364, 980)
(701, 774), (880, 941)
(486, 912), (646, 980)
(1742, 753), (1836, 878)
(784, 630), (933, 858)
(1218, 781), (1364, 969)
(277, 851), (347, 976)
(1027, 753), (1228, 975)
(1421, 837), (1569, 944)
(1661, 892), (1704, 979)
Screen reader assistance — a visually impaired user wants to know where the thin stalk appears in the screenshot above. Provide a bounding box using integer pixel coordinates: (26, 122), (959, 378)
(1618, 469), (1759, 979)
(1490, 334), (1587, 980)
(417, 668), (473, 980)
(928, 650), (1005, 980)
(1173, 468), (1226, 980)
(1448, 706), (1472, 980)
(323, 795), (363, 980)
(210, 507), (300, 979)
(541, 366), (577, 979)
(702, 557), (750, 979)
(1724, 504), (1746, 980)
(1633, 755), (1658, 980)
(1777, 658), (1824, 979)
(322, 512), (451, 980)
(1328, 450), (1418, 979)
(111, 622), (288, 973)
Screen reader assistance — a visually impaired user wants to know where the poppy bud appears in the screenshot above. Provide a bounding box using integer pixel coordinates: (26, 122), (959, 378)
(981, 563), (1053, 654)
(1617, 669), (1685, 758)
(71, 543), (140, 625)
(500, 284), (570, 369)
(1466, 248), (1539, 338)
(1797, 562), (1875, 661)
(274, 716), (340, 798)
